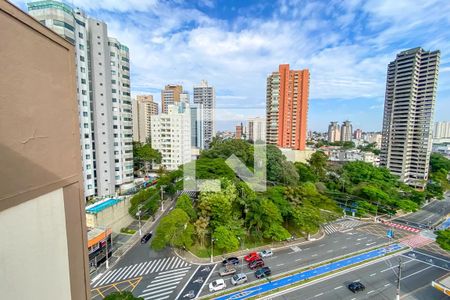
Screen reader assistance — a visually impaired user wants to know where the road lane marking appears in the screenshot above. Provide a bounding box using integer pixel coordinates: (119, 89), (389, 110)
(312, 254), (318, 257)
(384, 283), (390, 287)
(159, 266), (191, 275)
(174, 265), (199, 300)
(276, 263), (285, 267)
(401, 265), (433, 280)
(141, 280), (180, 292)
(370, 273), (376, 276)
(334, 286), (343, 290)
(154, 258), (169, 273)
(326, 250), (333, 253)
(341, 246), (347, 249)
(295, 258), (302, 262)
(314, 292), (324, 297)
(367, 290), (375, 294)
(319, 244), (325, 247)
(197, 264), (216, 298)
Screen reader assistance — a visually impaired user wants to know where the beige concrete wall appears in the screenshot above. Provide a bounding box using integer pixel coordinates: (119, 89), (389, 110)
(280, 148), (315, 163)
(0, 189), (72, 300)
(86, 197), (134, 234)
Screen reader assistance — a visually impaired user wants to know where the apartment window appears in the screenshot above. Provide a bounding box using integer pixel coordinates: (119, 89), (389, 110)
(98, 62), (102, 66)
(82, 101), (88, 106)
(86, 164), (91, 169)
(110, 52), (115, 57)
(80, 67), (86, 73)
(78, 32), (83, 39)
(83, 123), (89, 128)
(82, 90), (87, 95)
(99, 72), (103, 76)
(79, 44), (84, 50)
(81, 78), (86, 84)
(112, 89), (117, 93)
(98, 52), (101, 55)
(100, 93), (103, 96)
(111, 62), (116, 67)
(87, 174), (92, 179)
(86, 154), (90, 159)
(97, 42), (101, 45)
(83, 112), (88, 117)
(111, 79), (116, 84)
(84, 133), (89, 138)
(111, 70), (116, 75)
(80, 55), (85, 62)
(112, 98), (117, 102)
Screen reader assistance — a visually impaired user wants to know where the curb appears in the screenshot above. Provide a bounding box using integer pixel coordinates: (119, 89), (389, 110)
(174, 230), (326, 265)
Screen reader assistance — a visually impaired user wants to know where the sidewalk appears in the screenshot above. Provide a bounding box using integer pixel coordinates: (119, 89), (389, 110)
(175, 229), (325, 265)
(90, 199), (174, 280)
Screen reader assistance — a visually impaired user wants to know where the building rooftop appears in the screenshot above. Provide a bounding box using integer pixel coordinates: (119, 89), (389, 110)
(86, 198), (122, 214)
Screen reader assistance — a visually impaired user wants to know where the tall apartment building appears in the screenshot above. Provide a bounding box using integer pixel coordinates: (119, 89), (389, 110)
(193, 80), (216, 149)
(434, 121), (450, 139)
(1, 2), (89, 298)
(354, 129), (363, 140)
(380, 47), (440, 189)
(27, 0), (133, 197)
(248, 117), (266, 142)
(161, 84), (183, 113)
(191, 104), (205, 149)
(328, 122), (341, 143)
(266, 64), (309, 150)
(151, 103), (192, 170)
(133, 95), (159, 144)
(341, 120), (353, 142)
(235, 123), (243, 139)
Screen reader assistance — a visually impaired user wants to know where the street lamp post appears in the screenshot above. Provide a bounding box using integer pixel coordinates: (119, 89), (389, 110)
(396, 258), (402, 300)
(137, 204), (143, 236)
(211, 237), (216, 263)
(160, 185), (166, 211)
(237, 237), (243, 272)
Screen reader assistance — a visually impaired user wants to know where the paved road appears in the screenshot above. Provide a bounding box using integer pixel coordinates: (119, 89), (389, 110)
(91, 201), (198, 299)
(395, 195), (450, 228)
(198, 227), (389, 297)
(271, 252), (449, 300)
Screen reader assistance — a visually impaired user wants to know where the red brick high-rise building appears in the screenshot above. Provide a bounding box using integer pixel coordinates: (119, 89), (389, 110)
(266, 64), (309, 150)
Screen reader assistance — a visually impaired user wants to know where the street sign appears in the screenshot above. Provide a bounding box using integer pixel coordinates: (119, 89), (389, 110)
(387, 229), (394, 238)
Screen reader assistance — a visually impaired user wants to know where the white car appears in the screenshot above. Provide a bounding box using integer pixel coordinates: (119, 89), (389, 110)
(209, 279), (226, 292)
(259, 249), (273, 258)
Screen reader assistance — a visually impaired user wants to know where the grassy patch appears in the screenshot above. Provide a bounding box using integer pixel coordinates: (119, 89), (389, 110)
(120, 227), (136, 235)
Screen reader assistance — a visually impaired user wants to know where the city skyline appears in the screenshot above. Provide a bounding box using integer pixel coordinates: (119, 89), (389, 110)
(11, 0), (450, 132)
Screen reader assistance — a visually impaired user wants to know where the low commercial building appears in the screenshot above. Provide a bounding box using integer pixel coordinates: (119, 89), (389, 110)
(88, 227), (112, 272)
(280, 148), (315, 163)
(85, 198), (134, 234)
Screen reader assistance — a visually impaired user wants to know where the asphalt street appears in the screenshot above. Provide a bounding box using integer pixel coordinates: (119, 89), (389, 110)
(271, 253), (448, 300)
(395, 195), (450, 228)
(198, 228), (389, 297)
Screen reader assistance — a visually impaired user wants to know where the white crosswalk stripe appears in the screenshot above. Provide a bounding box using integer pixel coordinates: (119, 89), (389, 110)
(323, 219), (365, 235)
(138, 267), (191, 300)
(91, 256), (191, 287)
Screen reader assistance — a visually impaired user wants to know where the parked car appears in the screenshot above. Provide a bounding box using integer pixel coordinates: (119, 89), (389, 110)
(231, 273), (248, 286)
(222, 257), (239, 266)
(140, 232), (152, 244)
(259, 249), (273, 258)
(255, 266), (271, 279)
(209, 279), (226, 292)
(248, 259), (264, 270)
(244, 252), (261, 262)
(348, 282), (365, 293)
(219, 265), (236, 277)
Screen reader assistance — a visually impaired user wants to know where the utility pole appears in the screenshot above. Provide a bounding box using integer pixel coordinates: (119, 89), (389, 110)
(137, 204), (143, 236)
(210, 237), (215, 263)
(160, 185), (166, 211)
(396, 257), (402, 300)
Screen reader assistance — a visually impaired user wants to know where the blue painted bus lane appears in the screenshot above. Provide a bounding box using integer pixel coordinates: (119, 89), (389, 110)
(215, 244), (403, 300)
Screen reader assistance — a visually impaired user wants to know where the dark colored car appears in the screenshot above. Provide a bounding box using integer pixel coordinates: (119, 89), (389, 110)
(222, 257), (240, 266)
(248, 259), (264, 270)
(348, 282), (365, 293)
(255, 266), (271, 279)
(140, 233), (152, 244)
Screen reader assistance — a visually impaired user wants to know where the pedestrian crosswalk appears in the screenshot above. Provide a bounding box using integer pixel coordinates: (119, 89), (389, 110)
(381, 220), (421, 233)
(138, 267), (191, 300)
(92, 256), (191, 288)
(400, 235), (433, 248)
(323, 219), (365, 234)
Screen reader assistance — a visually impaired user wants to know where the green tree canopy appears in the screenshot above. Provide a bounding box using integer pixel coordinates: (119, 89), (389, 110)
(103, 291), (143, 300)
(213, 225), (240, 253)
(308, 151), (328, 179)
(176, 194), (197, 220)
(266, 145), (299, 185)
(133, 142), (162, 172)
(150, 208), (193, 251)
(436, 229), (450, 251)
(294, 162), (317, 183)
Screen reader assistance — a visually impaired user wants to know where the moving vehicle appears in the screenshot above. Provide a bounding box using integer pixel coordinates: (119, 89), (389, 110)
(244, 252), (261, 262)
(259, 249), (273, 258)
(248, 259), (264, 270)
(222, 257), (239, 266)
(140, 232), (152, 244)
(348, 282), (365, 293)
(209, 279), (226, 292)
(255, 266), (271, 279)
(231, 273), (248, 286)
(219, 264), (236, 277)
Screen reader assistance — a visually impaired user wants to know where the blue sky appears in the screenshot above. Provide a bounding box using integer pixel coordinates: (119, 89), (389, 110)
(14, 0), (450, 131)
